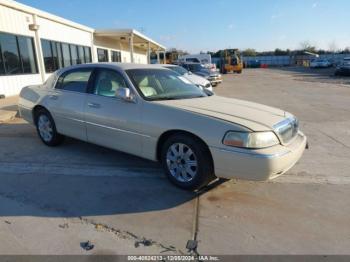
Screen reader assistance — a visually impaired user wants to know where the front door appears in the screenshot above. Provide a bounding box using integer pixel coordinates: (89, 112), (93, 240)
(84, 68), (142, 156)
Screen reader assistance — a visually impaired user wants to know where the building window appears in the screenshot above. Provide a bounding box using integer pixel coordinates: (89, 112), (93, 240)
(77, 46), (84, 64)
(84, 47), (92, 63)
(0, 32), (38, 75)
(55, 42), (63, 68)
(17, 36), (38, 74)
(41, 39), (55, 73)
(0, 33), (21, 74)
(61, 43), (71, 68)
(70, 44), (78, 65)
(111, 50), (121, 62)
(41, 38), (92, 73)
(51, 41), (59, 70)
(97, 48), (108, 62)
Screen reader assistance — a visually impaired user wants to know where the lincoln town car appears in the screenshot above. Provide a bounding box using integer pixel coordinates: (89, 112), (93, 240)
(18, 63), (307, 190)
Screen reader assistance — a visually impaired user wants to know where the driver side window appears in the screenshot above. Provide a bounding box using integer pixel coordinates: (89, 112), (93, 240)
(93, 69), (127, 97)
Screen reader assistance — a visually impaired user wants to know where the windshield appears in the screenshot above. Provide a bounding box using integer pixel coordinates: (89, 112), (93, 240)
(193, 64), (205, 71)
(165, 66), (188, 75)
(126, 69), (207, 101)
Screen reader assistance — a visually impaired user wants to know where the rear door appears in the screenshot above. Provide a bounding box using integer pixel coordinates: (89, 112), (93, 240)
(47, 68), (93, 140)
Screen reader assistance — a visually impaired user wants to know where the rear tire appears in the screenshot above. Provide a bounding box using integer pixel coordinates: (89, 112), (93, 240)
(34, 109), (64, 146)
(160, 134), (215, 190)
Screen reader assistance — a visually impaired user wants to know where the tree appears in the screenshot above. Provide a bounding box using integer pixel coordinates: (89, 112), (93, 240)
(340, 47), (350, 54)
(299, 41), (317, 53)
(242, 48), (257, 57)
(274, 48), (290, 56)
(328, 41), (339, 53)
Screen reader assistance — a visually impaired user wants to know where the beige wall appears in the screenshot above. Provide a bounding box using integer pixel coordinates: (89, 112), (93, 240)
(93, 36), (148, 64)
(0, 74), (42, 97)
(37, 16), (92, 46)
(0, 4), (35, 36)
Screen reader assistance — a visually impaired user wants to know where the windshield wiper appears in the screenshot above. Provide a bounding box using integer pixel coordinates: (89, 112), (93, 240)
(150, 96), (179, 101)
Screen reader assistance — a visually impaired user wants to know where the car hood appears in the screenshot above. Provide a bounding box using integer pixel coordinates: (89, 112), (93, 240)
(155, 95), (287, 131)
(184, 73), (210, 86)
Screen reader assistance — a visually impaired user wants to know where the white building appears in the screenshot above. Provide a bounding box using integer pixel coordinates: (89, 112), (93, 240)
(0, 0), (166, 97)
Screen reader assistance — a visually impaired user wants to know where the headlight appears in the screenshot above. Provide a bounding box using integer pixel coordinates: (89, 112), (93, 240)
(223, 131), (279, 149)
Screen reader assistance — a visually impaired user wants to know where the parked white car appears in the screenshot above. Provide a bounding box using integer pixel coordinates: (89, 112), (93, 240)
(177, 53), (217, 72)
(163, 64), (213, 92)
(310, 59), (332, 68)
(18, 63), (307, 190)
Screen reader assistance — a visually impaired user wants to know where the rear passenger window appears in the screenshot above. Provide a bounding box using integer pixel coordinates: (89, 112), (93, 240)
(58, 69), (92, 93)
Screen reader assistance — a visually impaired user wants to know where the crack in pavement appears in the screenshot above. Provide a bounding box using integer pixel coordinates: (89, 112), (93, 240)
(79, 217), (184, 254)
(319, 130), (350, 150)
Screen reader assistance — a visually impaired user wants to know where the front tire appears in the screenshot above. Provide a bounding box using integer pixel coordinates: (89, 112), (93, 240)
(161, 134), (215, 190)
(35, 109), (64, 146)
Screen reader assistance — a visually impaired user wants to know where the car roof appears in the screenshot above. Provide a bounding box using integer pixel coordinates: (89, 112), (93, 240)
(162, 64), (179, 67)
(58, 63), (169, 74)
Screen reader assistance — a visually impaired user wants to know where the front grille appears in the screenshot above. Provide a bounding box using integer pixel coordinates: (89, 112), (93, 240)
(209, 75), (220, 80)
(273, 117), (299, 144)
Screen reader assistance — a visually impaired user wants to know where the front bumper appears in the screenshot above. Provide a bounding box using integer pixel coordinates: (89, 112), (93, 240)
(208, 78), (222, 85)
(210, 131), (307, 181)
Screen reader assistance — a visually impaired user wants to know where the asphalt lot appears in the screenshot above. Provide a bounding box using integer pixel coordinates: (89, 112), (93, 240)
(0, 68), (350, 255)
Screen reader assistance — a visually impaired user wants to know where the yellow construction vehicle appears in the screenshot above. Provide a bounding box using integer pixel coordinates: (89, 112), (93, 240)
(165, 49), (187, 64)
(219, 49), (243, 74)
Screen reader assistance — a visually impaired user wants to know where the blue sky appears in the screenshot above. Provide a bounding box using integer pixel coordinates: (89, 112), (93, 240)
(17, 0), (350, 53)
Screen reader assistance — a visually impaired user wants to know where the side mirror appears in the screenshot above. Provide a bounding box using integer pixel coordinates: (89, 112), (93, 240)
(116, 88), (134, 102)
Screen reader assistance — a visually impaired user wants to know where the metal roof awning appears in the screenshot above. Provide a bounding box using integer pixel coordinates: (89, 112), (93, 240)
(94, 29), (166, 51)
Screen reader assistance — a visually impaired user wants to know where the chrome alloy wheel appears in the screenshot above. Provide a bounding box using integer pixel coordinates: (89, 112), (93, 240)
(37, 114), (53, 142)
(166, 143), (198, 182)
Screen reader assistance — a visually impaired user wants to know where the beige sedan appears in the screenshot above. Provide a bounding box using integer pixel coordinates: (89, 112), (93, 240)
(18, 63), (307, 190)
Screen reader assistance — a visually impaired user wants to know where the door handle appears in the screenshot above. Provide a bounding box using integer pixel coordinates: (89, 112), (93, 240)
(49, 95), (58, 100)
(87, 102), (101, 109)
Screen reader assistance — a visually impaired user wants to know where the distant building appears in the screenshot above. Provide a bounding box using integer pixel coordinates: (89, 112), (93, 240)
(0, 0), (166, 97)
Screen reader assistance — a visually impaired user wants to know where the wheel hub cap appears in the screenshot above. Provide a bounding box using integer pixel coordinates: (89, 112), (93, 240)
(166, 143), (198, 182)
(38, 115), (53, 142)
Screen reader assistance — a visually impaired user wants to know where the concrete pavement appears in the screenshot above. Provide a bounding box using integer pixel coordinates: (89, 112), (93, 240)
(0, 95), (18, 122)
